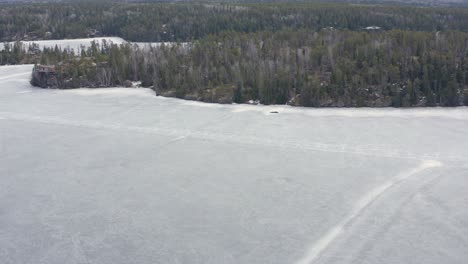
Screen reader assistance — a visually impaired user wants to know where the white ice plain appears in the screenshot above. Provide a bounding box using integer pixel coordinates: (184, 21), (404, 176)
(0, 37), (127, 52)
(0, 37), (188, 52)
(0, 64), (467, 264)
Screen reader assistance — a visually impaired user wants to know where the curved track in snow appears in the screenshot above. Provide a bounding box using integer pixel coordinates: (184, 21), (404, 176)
(295, 160), (443, 264)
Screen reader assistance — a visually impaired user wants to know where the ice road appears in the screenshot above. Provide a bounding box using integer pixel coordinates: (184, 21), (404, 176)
(0, 64), (467, 264)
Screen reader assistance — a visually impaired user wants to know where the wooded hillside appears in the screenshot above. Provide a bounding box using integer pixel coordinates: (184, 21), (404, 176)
(1, 3), (468, 42)
(25, 29), (468, 107)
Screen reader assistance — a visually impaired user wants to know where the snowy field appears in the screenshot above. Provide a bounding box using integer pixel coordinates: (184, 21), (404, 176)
(0, 37), (188, 52)
(0, 64), (467, 264)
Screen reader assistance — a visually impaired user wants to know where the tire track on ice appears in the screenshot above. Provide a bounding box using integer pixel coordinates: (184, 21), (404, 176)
(342, 169), (462, 264)
(0, 72), (31, 81)
(294, 160), (443, 264)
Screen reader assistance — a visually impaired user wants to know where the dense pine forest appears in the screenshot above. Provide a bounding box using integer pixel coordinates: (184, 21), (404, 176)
(1, 2), (468, 107)
(2, 3), (468, 42)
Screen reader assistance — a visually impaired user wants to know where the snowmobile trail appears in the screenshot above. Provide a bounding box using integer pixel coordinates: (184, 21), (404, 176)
(0, 71), (30, 81)
(295, 160), (443, 264)
(1, 111), (467, 163)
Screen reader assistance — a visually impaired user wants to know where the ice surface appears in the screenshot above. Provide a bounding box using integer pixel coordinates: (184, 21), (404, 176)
(0, 65), (467, 264)
(0, 37), (126, 52)
(0, 37), (188, 52)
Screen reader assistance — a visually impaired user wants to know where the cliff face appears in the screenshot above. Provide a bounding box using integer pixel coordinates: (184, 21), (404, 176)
(30, 65), (58, 88)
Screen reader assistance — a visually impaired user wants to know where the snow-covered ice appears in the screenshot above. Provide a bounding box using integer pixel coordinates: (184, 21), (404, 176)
(0, 64), (467, 264)
(0, 37), (189, 52)
(0, 37), (126, 52)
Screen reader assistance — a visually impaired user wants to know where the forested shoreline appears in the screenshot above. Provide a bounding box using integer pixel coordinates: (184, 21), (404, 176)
(1, 2), (467, 107)
(24, 29), (468, 107)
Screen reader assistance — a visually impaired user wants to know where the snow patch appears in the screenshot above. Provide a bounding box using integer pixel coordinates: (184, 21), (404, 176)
(365, 26), (381, 30)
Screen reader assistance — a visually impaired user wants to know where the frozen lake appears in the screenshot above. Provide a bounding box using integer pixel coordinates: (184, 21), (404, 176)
(0, 64), (467, 264)
(0, 37), (126, 51)
(0, 37), (188, 52)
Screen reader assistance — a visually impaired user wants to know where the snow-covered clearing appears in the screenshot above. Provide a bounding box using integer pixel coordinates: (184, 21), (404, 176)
(0, 64), (467, 264)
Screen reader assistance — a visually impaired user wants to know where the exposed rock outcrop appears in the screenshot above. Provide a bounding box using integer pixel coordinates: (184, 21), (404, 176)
(30, 65), (58, 88)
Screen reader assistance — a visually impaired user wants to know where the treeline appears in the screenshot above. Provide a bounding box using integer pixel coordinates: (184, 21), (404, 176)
(30, 29), (468, 107)
(2, 2), (468, 42)
(0, 42), (71, 65)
